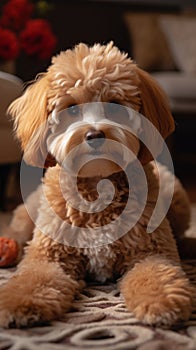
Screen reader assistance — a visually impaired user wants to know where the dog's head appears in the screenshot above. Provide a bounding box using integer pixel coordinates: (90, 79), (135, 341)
(9, 42), (174, 177)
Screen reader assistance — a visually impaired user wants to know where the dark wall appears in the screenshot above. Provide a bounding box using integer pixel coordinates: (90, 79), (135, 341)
(15, 0), (179, 81)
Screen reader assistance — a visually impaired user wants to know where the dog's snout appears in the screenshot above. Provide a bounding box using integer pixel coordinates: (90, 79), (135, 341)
(85, 129), (105, 149)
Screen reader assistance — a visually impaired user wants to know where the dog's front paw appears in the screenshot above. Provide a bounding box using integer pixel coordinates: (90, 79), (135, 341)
(0, 286), (41, 328)
(0, 306), (40, 328)
(0, 282), (74, 328)
(0, 261), (80, 328)
(120, 257), (193, 326)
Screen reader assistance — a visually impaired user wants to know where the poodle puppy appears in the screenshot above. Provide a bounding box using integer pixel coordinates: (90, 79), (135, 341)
(0, 42), (193, 328)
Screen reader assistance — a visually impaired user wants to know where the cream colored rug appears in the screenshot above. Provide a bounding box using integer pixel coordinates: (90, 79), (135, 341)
(0, 206), (195, 350)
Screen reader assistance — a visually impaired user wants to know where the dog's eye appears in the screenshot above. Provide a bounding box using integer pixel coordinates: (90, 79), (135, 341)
(105, 102), (120, 115)
(105, 102), (129, 124)
(67, 105), (80, 116)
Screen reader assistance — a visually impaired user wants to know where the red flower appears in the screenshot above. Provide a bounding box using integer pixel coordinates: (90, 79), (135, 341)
(0, 0), (57, 61)
(20, 19), (57, 59)
(1, 0), (34, 31)
(0, 28), (19, 60)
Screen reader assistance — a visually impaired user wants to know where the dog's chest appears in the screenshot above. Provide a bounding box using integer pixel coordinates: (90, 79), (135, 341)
(83, 246), (117, 282)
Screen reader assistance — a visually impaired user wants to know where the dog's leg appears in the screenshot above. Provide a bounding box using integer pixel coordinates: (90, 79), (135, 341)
(120, 255), (193, 326)
(0, 230), (83, 328)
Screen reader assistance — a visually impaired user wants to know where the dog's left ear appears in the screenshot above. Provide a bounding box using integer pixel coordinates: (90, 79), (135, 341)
(8, 74), (56, 168)
(135, 67), (175, 165)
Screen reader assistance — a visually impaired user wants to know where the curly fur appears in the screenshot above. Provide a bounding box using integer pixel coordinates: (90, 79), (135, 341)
(0, 42), (193, 328)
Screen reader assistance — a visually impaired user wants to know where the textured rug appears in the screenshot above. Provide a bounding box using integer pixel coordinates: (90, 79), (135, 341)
(0, 206), (195, 350)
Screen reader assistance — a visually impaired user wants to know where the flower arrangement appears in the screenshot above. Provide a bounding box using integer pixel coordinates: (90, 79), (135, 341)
(0, 0), (57, 62)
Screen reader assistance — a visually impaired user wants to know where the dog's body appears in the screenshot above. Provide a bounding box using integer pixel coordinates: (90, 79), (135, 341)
(0, 42), (193, 327)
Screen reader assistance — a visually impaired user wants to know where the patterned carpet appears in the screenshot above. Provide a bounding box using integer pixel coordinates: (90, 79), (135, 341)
(0, 206), (195, 350)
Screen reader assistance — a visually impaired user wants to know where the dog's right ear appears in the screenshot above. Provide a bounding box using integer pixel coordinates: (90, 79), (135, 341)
(8, 74), (56, 168)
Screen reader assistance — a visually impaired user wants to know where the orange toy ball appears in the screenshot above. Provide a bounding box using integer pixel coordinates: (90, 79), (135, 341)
(0, 237), (19, 267)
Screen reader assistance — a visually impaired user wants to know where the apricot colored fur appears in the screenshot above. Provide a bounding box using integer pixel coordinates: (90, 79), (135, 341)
(0, 42), (193, 327)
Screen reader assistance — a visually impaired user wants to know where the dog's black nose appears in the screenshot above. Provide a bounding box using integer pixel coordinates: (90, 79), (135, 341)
(85, 130), (105, 149)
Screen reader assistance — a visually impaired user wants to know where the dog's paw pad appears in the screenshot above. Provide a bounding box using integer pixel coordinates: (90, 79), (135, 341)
(0, 237), (19, 267)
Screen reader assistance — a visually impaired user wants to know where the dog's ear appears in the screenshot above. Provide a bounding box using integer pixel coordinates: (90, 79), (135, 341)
(135, 67), (175, 165)
(8, 74), (56, 168)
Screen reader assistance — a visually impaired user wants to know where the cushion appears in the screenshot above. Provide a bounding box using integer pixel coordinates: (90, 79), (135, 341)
(160, 14), (196, 73)
(124, 13), (176, 71)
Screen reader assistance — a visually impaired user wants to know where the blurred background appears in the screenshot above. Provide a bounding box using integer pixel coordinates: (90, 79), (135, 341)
(0, 0), (195, 210)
